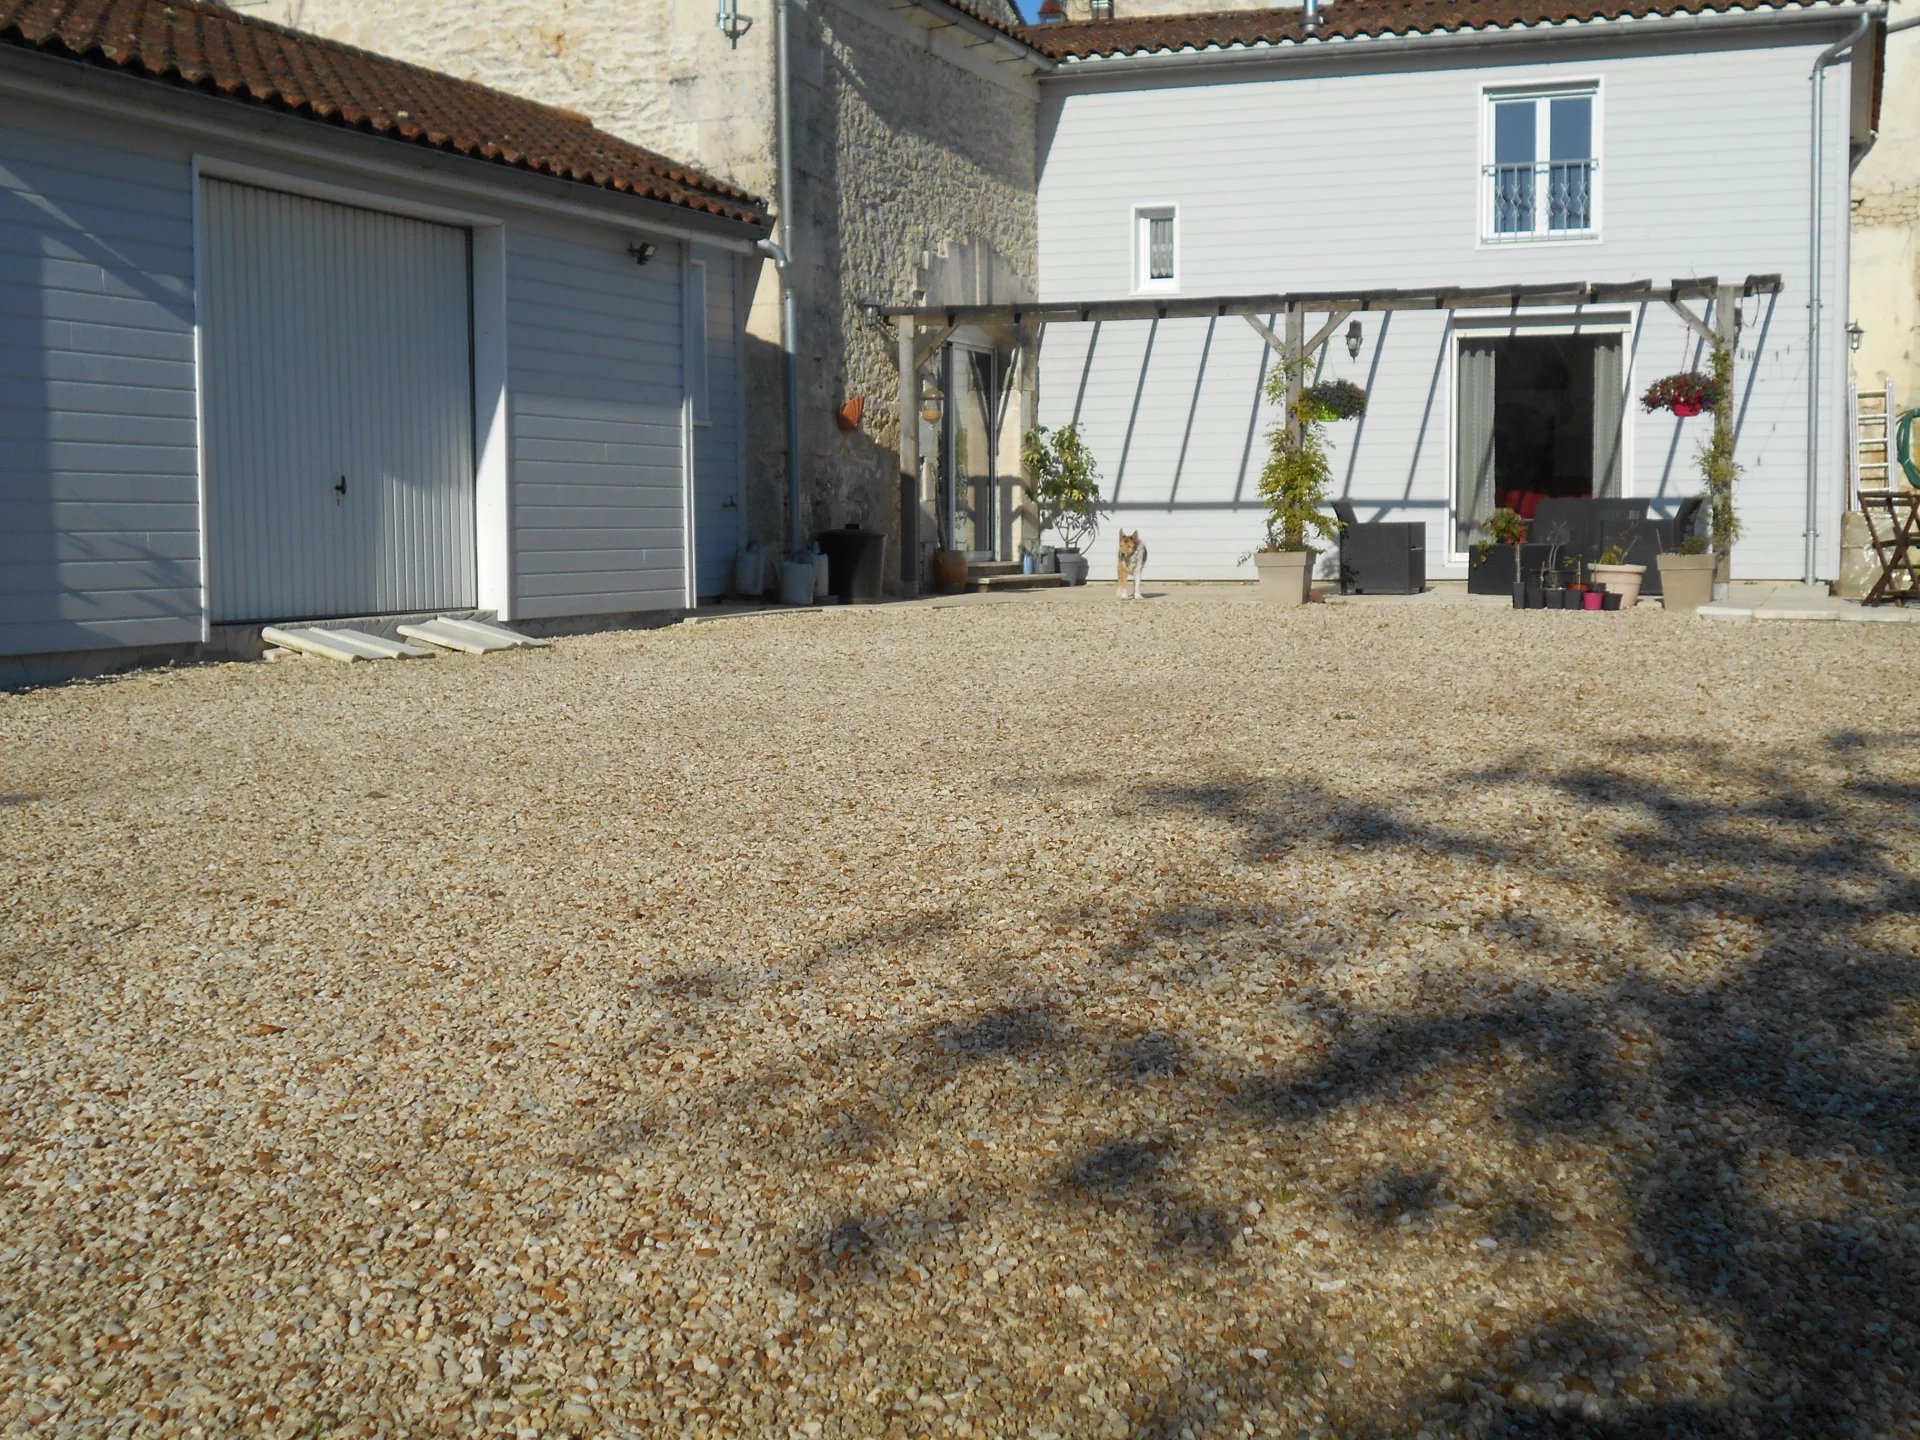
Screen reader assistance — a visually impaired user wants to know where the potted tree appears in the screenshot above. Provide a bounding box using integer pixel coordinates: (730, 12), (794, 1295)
(1473, 506), (1528, 598)
(1589, 543), (1647, 609)
(1252, 354), (1342, 606)
(1021, 423), (1101, 587)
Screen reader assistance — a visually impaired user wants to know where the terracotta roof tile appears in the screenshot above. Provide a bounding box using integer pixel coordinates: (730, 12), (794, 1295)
(1021, 0), (1846, 59)
(0, 0), (770, 227)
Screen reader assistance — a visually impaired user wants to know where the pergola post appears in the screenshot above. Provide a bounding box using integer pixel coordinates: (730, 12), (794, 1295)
(896, 314), (920, 594)
(1284, 305), (1304, 450)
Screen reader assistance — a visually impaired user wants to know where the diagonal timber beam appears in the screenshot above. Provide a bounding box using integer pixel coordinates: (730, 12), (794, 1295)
(1304, 309), (1355, 359)
(1665, 298), (1718, 348)
(913, 323), (958, 369)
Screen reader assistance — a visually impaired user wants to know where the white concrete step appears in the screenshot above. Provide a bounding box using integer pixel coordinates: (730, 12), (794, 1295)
(260, 626), (434, 662)
(397, 617), (547, 655)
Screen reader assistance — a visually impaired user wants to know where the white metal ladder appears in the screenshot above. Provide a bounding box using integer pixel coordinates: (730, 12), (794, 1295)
(1854, 378), (1897, 491)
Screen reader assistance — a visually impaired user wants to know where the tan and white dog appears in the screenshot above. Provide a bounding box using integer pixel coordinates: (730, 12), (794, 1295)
(1115, 530), (1147, 600)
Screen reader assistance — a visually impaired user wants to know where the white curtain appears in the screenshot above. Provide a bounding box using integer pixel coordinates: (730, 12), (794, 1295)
(1456, 343), (1498, 550)
(1591, 336), (1625, 497)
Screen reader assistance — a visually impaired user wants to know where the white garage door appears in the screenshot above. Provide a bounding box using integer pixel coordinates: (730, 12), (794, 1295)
(201, 179), (476, 623)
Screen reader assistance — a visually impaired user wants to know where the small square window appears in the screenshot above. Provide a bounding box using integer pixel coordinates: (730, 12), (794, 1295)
(1135, 206), (1177, 292)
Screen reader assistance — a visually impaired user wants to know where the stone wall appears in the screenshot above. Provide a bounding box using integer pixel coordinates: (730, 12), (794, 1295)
(780, 0), (1038, 564)
(257, 0), (775, 193)
(1851, 0), (1920, 408)
(253, 0), (1039, 588)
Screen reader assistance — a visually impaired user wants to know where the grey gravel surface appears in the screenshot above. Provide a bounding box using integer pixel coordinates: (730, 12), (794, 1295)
(4, 591), (1920, 1440)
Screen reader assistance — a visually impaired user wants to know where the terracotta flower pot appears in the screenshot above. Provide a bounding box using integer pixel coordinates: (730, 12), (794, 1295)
(1588, 562), (1647, 609)
(1253, 550), (1311, 607)
(930, 548), (969, 594)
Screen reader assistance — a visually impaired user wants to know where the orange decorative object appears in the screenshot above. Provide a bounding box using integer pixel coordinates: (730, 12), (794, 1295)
(836, 396), (865, 433)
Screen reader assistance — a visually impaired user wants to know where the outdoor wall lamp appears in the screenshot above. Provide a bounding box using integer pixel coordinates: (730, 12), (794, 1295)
(1345, 320), (1363, 360)
(1848, 320), (1864, 352)
(715, 0), (754, 47)
(629, 241), (658, 267)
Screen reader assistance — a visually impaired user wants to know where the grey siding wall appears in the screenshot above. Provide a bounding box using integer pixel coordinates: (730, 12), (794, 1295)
(1, 76), (739, 658)
(0, 95), (201, 655)
(1035, 29), (1855, 581)
(506, 221), (689, 619)
(694, 249), (744, 598)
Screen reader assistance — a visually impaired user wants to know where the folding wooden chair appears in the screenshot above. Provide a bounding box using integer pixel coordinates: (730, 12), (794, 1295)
(1857, 489), (1920, 605)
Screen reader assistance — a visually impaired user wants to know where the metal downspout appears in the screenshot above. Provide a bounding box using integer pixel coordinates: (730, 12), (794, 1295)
(775, 0), (803, 553)
(1806, 12), (1874, 585)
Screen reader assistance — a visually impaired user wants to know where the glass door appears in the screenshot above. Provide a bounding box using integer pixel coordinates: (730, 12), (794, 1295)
(943, 345), (997, 560)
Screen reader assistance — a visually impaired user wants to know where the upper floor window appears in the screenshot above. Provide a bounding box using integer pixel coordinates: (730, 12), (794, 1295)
(1484, 87), (1597, 242)
(1135, 206), (1177, 292)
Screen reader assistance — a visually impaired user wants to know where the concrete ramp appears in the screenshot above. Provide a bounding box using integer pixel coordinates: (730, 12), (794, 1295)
(398, 617), (549, 655)
(260, 626), (435, 662)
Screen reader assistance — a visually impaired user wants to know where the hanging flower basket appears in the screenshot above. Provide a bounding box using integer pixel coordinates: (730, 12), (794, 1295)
(1302, 379), (1369, 421)
(1641, 371), (1725, 417)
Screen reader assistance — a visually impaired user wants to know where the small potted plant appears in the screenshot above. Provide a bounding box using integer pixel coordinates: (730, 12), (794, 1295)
(1251, 354), (1340, 606)
(1473, 506), (1529, 597)
(1589, 543), (1647, 609)
(1540, 557), (1566, 611)
(1641, 371), (1727, 419)
(1656, 533), (1717, 615)
(1021, 423), (1101, 587)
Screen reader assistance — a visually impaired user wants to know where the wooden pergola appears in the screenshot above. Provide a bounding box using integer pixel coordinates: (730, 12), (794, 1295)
(879, 273), (1784, 586)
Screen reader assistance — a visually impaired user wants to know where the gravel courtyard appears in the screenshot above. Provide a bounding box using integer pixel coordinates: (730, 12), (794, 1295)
(4, 590), (1920, 1440)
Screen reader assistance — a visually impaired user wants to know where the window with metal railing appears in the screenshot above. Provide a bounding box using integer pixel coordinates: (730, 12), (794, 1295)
(1485, 88), (1597, 241)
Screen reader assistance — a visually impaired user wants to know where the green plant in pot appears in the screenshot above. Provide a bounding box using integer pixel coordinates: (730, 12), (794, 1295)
(1252, 352), (1341, 606)
(1589, 542), (1647, 610)
(1021, 423), (1101, 588)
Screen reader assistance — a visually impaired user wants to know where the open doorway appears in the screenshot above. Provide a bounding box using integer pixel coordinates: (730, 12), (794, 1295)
(1456, 331), (1625, 551)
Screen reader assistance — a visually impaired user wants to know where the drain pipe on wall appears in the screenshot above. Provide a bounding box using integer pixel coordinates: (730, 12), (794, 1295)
(1804, 10), (1875, 585)
(774, 0), (803, 553)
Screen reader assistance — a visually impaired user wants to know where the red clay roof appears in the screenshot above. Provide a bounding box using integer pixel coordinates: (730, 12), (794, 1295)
(1021, 0), (1851, 58)
(0, 0), (769, 227)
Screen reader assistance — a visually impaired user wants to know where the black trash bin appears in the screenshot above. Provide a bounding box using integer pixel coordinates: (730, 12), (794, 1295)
(817, 526), (887, 604)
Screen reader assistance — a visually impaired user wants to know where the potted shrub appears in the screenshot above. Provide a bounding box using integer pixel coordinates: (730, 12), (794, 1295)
(1657, 533), (1717, 615)
(1021, 423), (1101, 587)
(1641, 371), (1727, 419)
(1471, 506), (1529, 597)
(1252, 354), (1341, 606)
(1589, 543), (1647, 609)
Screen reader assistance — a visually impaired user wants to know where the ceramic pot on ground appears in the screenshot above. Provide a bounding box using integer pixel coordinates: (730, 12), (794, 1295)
(1544, 586), (1567, 610)
(1057, 550), (1090, 586)
(1524, 580), (1544, 608)
(930, 548), (969, 594)
(1588, 562), (1647, 609)
(1512, 583), (1526, 610)
(1656, 552), (1718, 616)
(1582, 589), (1604, 610)
(1253, 550), (1311, 607)
(1602, 590), (1623, 611)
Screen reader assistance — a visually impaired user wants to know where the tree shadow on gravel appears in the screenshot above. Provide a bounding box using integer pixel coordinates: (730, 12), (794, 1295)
(577, 731), (1920, 1439)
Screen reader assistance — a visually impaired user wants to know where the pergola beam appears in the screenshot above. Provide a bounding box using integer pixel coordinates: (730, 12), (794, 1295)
(874, 274), (1785, 328)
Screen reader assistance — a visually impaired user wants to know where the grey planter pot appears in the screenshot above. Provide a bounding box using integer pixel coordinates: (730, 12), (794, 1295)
(1253, 550), (1311, 607)
(1057, 550), (1089, 586)
(1656, 553), (1718, 616)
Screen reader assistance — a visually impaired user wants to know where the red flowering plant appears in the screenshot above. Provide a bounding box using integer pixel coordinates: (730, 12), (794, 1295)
(1640, 371), (1727, 418)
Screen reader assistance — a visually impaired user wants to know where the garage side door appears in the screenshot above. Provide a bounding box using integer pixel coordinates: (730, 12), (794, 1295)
(201, 179), (475, 623)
